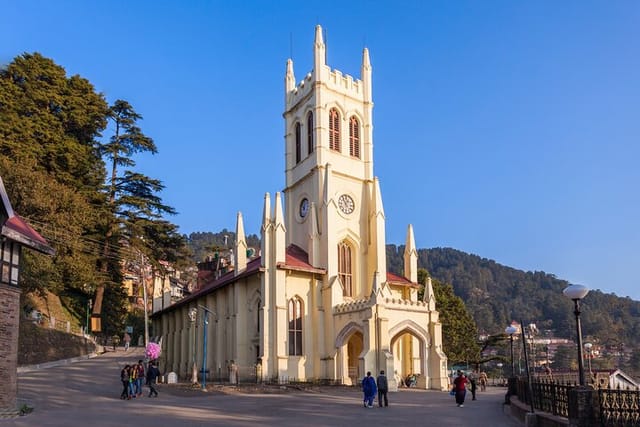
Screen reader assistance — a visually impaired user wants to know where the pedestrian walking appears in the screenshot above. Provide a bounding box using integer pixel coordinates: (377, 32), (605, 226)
(362, 371), (377, 408)
(120, 365), (131, 399)
(123, 333), (131, 351)
(468, 369), (478, 400)
(452, 370), (468, 407)
(479, 371), (488, 392)
(376, 370), (388, 407)
(135, 360), (145, 397)
(146, 361), (160, 397)
(129, 362), (137, 398)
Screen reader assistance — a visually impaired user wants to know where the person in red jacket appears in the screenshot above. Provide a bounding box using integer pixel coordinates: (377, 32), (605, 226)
(453, 370), (468, 407)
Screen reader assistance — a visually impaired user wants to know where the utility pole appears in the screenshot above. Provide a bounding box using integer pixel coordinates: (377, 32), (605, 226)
(139, 251), (149, 348)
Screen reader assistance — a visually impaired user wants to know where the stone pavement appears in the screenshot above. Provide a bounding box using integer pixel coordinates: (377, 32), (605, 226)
(5, 348), (521, 426)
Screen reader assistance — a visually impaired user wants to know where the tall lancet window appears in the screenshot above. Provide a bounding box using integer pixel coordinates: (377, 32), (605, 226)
(307, 112), (314, 155)
(288, 298), (303, 355)
(338, 241), (353, 297)
(295, 122), (302, 164)
(349, 116), (360, 158)
(329, 108), (341, 152)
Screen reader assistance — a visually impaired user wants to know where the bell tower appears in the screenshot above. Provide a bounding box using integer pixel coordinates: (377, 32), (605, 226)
(283, 25), (386, 298)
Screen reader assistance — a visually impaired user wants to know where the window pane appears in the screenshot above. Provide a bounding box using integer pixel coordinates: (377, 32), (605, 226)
(307, 113), (314, 153)
(2, 244), (9, 262)
(2, 263), (9, 283)
(12, 245), (20, 265)
(295, 331), (302, 355)
(10, 266), (19, 285)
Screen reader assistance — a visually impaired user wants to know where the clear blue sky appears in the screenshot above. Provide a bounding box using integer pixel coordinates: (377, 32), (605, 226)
(3, 1), (639, 300)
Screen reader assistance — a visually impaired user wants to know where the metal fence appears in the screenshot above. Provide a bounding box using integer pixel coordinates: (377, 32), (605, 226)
(515, 377), (640, 427)
(598, 387), (640, 427)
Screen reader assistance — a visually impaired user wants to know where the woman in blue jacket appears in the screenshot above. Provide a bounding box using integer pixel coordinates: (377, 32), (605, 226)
(362, 371), (377, 408)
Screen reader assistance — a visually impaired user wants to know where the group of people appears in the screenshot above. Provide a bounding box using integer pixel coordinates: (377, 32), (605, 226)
(451, 369), (489, 407)
(119, 359), (160, 400)
(361, 370), (389, 408)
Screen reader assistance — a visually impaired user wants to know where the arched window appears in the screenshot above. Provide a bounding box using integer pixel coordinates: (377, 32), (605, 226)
(307, 112), (314, 155)
(338, 241), (353, 297)
(329, 108), (341, 152)
(295, 122), (301, 164)
(349, 116), (360, 158)
(288, 298), (303, 355)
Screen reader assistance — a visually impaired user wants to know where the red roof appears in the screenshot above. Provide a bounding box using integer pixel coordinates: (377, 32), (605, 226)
(277, 244), (326, 274)
(2, 215), (54, 255)
(387, 271), (418, 287)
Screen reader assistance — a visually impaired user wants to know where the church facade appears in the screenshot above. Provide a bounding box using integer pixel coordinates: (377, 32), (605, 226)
(153, 26), (448, 390)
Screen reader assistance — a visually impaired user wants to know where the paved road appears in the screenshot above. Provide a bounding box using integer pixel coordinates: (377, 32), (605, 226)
(7, 348), (520, 427)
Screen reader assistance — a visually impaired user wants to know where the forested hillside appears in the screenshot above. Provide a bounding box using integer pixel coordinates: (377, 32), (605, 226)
(388, 245), (640, 349)
(187, 231), (261, 262)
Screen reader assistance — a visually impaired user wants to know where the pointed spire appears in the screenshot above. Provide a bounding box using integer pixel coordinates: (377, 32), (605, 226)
(314, 24), (324, 46)
(370, 271), (381, 298)
(235, 212), (247, 274)
(404, 224), (418, 283)
(262, 192), (272, 231)
(323, 164), (333, 207)
(274, 192), (285, 227)
(308, 202), (320, 266)
(371, 177), (385, 217)
(273, 192), (286, 263)
(285, 58), (296, 93)
(361, 47), (372, 104)
(423, 276), (436, 311)
(362, 47), (371, 70)
(260, 193), (271, 269)
(313, 25), (326, 80)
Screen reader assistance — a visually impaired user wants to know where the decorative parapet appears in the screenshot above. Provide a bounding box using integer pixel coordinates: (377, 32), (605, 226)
(382, 297), (431, 312)
(287, 67), (364, 110)
(333, 296), (432, 314)
(333, 297), (372, 314)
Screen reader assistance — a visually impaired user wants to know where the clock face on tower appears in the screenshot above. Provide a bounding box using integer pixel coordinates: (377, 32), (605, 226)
(299, 198), (310, 218)
(338, 194), (355, 214)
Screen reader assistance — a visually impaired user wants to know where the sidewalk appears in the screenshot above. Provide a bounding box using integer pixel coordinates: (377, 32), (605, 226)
(8, 350), (521, 426)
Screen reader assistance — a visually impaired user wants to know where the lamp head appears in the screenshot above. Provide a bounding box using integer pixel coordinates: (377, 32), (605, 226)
(563, 284), (589, 300)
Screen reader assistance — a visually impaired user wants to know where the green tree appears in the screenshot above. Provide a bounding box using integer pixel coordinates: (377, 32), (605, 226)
(418, 268), (480, 365)
(93, 100), (184, 324)
(0, 53), (109, 296)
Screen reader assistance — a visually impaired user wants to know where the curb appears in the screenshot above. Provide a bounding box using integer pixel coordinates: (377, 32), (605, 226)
(17, 352), (100, 374)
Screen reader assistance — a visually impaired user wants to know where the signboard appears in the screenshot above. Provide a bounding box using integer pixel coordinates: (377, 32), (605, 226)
(126, 326), (133, 334)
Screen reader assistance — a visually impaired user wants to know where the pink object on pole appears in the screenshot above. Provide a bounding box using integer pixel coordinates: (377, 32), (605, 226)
(146, 342), (161, 360)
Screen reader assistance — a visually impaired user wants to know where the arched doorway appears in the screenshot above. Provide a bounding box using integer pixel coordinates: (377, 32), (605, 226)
(346, 331), (363, 385)
(388, 320), (431, 388)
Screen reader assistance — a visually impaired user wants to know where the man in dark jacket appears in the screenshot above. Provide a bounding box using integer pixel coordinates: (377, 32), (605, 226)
(376, 370), (389, 407)
(146, 362), (160, 397)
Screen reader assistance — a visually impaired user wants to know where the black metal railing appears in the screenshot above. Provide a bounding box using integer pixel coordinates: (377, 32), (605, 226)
(515, 376), (640, 427)
(599, 386), (640, 427)
(516, 377), (574, 417)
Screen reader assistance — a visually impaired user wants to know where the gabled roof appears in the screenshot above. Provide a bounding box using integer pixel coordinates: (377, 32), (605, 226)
(387, 271), (419, 288)
(0, 177), (54, 255)
(277, 244), (326, 274)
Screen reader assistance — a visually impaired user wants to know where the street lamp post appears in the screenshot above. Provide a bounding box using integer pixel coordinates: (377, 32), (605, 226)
(198, 305), (215, 390)
(584, 342), (593, 381)
(563, 284), (589, 387)
(505, 325), (518, 377)
(86, 299), (92, 335)
(188, 308), (197, 384)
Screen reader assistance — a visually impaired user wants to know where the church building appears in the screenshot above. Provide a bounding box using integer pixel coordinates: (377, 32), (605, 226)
(153, 25), (448, 390)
